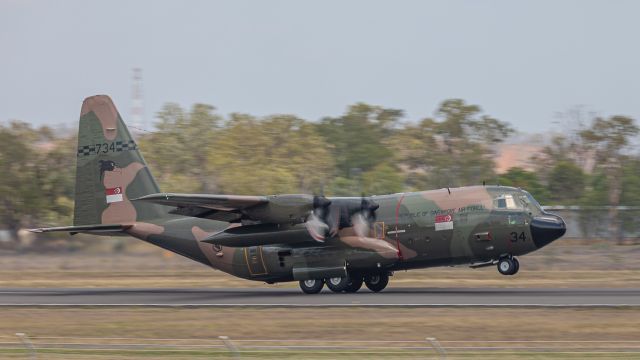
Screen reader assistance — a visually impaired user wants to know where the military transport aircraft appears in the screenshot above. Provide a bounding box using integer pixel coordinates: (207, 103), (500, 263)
(32, 95), (566, 294)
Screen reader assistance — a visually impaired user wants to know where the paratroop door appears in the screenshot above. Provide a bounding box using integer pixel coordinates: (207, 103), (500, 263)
(244, 246), (268, 275)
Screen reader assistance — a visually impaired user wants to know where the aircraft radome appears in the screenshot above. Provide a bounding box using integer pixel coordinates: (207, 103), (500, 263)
(32, 95), (567, 294)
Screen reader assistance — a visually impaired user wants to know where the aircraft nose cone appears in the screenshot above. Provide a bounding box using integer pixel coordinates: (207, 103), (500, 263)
(530, 214), (566, 248)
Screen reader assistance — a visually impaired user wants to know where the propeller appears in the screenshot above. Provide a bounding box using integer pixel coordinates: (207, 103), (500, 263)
(305, 191), (379, 242)
(351, 195), (379, 238)
(304, 195), (332, 242)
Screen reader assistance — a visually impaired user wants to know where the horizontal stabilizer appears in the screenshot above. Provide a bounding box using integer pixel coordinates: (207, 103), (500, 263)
(202, 223), (315, 247)
(29, 224), (132, 235)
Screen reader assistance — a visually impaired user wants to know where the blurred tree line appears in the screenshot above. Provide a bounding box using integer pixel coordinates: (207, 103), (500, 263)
(1, 99), (639, 241)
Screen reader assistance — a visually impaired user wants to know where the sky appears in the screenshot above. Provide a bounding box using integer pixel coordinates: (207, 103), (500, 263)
(1, 0), (639, 133)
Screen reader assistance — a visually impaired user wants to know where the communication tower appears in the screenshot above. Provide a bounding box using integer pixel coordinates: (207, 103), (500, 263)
(131, 68), (145, 135)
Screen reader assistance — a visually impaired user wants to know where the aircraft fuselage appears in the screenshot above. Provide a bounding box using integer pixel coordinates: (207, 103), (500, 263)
(127, 185), (565, 284)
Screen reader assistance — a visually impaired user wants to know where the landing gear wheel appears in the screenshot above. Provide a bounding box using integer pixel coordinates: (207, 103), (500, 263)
(364, 273), (389, 292)
(299, 279), (324, 294)
(497, 257), (517, 276)
(511, 257), (520, 275)
(345, 276), (364, 293)
(326, 275), (351, 293)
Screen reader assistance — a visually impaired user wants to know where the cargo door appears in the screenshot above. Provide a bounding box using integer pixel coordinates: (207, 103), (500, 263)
(244, 246), (268, 275)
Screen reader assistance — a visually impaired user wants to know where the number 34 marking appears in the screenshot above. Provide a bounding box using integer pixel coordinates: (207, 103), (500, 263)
(510, 232), (526, 242)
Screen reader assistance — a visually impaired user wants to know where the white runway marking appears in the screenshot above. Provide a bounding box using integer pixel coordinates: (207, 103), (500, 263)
(0, 303), (639, 307)
(0, 288), (638, 306)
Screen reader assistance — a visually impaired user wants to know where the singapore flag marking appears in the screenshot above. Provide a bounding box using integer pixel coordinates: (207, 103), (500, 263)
(435, 214), (454, 231)
(105, 187), (123, 203)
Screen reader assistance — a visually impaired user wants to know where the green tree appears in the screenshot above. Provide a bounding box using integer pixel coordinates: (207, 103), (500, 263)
(139, 103), (222, 192)
(392, 99), (513, 190)
(546, 161), (585, 204)
(620, 158), (640, 206)
(579, 115), (639, 242)
(209, 114), (334, 194)
(498, 167), (550, 204)
(317, 103), (402, 179)
(362, 163), (404, 195)
(34, 134), (76, 226)
(619, 158), (640, 235)
(0, 122), (75, 240)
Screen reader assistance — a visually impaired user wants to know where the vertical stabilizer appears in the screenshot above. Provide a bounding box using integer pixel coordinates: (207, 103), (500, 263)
(73, 95), (164, 225)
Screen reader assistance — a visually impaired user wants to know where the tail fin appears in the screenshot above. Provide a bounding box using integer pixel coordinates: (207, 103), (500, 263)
(73, 95), (165, 226)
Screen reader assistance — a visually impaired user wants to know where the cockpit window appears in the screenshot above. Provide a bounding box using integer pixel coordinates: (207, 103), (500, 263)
(494, 191), (544, 214)
(494, 194), (518, 209)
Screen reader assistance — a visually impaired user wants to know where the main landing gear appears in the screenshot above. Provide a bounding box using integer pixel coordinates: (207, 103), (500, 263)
(497, 256), (520, 276)
(298, 273), (389, 294)
(325, 274), (364, 293)
(363, 273), (389, 292)
(299, 279), (325, 294)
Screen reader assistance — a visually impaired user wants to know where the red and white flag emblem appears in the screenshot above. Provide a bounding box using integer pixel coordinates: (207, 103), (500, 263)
(435, 214), (453, 231)
(105, 187), (123, 203)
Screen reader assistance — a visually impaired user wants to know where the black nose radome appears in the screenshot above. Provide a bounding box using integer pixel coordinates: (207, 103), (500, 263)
(530, 214), (566, 248)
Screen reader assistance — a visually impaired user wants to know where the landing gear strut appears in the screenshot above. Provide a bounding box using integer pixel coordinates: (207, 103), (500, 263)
(497, 256), (519, 276)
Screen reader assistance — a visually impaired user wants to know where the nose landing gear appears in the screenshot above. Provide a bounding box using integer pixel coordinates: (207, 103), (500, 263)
(497, 256), (519, 276)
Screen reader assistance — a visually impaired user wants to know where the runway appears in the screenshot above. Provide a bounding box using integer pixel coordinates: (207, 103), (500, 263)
(0, 287), (639, 306)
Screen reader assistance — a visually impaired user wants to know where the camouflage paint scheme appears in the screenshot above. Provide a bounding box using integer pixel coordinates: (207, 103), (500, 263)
(35, 95), (566, 284)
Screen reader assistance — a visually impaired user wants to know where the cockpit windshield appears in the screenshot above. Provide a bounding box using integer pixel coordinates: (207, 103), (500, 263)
(493, 190), (543, 215)
(520, 190), (543, 215)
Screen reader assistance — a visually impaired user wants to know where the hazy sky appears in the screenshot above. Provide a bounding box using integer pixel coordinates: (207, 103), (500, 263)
(2, 0), (639, 133)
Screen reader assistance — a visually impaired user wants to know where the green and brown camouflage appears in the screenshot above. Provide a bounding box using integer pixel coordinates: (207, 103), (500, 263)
(32, 95), (566, 292)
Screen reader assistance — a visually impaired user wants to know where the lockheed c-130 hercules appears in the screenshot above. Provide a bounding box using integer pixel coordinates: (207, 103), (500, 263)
(32, 95), (567, 294)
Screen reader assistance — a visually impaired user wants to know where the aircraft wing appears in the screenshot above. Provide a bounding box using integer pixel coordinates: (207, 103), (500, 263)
(132, 193), (314, 223)
(202, 223), (316, 247)
(132, 193), (268, 211)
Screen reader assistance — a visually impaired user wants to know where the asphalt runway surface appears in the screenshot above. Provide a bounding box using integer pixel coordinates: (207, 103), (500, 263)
(0, 287), (639, 306)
